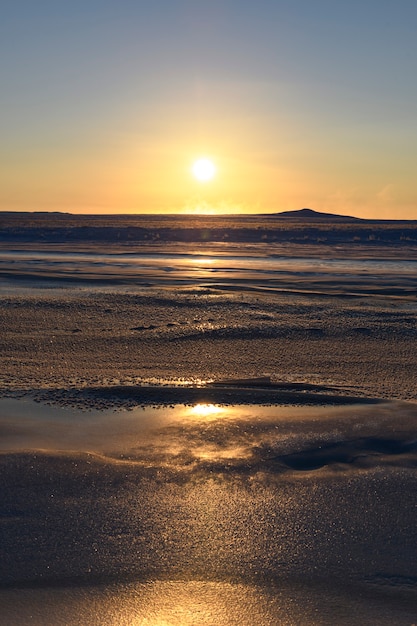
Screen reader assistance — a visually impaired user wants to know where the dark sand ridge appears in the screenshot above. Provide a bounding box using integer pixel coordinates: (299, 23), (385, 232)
(18, 379), (381, 410)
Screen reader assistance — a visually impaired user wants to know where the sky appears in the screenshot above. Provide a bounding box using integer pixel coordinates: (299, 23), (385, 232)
(1, 0), (417, 218)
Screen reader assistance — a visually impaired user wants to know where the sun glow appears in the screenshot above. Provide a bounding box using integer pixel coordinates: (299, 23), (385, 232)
(192, 158), (217, 182)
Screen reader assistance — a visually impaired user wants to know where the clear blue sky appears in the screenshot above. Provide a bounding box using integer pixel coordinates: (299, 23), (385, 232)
(1, 0), (417, 217)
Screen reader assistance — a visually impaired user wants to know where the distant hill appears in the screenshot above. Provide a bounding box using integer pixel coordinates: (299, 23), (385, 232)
(269, 208), (362, 221)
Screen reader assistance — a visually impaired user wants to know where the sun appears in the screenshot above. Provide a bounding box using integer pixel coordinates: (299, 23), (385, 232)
(192, 158), (216, 182)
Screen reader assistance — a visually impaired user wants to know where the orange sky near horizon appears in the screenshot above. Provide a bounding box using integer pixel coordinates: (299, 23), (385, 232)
(1, 2), (417, 220)
(2, 133), (415, 220)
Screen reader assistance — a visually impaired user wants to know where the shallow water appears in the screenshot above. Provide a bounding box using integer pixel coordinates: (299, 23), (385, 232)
(1, 396), (417, 468)
(2, 243), (417, 297)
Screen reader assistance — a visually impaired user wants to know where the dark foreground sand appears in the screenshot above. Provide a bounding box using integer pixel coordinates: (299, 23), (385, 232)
(1, 398), (417, 625)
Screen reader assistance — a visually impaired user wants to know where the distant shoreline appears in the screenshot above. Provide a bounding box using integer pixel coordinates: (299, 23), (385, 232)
(1, 211), (417, 245)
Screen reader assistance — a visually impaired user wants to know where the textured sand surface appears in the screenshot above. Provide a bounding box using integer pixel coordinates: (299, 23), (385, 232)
(1, 287), (416, 401)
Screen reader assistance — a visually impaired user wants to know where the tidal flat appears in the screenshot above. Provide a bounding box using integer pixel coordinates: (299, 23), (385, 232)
(1, 218), (417, 624)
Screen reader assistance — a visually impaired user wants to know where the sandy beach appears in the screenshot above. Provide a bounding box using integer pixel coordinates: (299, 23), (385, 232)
(1, 232), (417, 624)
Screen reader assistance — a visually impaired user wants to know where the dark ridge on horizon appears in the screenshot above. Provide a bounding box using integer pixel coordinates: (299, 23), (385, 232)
(0, 208), (416, 224)
(266, 208), (362, 221)
(0, 210), (71, 215)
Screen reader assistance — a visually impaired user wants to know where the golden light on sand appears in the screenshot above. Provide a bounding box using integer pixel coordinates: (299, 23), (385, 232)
(192, 158), (216, 182)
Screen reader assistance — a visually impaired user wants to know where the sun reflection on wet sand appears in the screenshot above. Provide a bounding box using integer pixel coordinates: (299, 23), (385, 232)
(186, 256), (216, 265)
(1, 578), (407, 625)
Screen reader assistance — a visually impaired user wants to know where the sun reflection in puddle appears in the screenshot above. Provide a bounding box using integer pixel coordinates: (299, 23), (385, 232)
(187, 404), (227, 419)
(172, 404), (250, 463)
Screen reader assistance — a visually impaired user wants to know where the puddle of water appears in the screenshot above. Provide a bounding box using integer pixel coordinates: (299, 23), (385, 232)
(1, 396), (413, 467)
